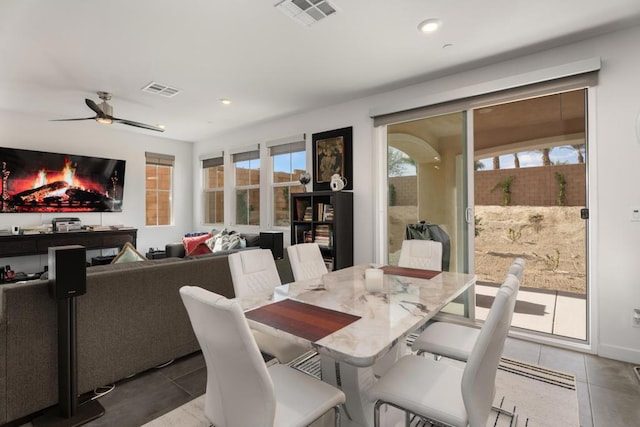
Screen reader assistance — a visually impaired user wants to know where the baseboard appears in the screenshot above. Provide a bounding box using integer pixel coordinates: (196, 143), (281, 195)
(598, 343), (640, 364)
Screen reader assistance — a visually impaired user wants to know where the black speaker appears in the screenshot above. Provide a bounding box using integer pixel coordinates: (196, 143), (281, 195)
(260, 231), (283, 260)
(48, 245), (87, 299)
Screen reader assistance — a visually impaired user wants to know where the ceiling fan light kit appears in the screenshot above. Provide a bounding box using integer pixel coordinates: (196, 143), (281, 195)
(96, 117), (112, 125)
(50, 92), (165, 132)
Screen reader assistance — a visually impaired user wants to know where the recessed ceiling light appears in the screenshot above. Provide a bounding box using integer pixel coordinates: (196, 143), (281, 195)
(157, 124), (166, 130)
(418, 19), (441, 34)
(220, 98), (232, 105)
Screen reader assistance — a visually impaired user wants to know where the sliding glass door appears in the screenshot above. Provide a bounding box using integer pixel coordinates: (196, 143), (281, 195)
(386, 111), (473, 316)
(472, 90), (588, 340)
(380, 86), (590, 340)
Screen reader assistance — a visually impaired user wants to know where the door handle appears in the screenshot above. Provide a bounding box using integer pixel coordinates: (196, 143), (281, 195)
(465, 207), (474, 224)
(580, 208), (589, 219)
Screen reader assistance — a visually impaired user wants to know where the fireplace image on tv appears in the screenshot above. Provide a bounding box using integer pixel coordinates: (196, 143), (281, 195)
(0, 147), (126, 213)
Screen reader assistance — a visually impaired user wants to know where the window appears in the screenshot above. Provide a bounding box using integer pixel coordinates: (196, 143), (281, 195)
(270, 140), (306, 227)
(145, 152), (174, 226)
(203, 156), (224, 224)
(233, 150), (260, 225)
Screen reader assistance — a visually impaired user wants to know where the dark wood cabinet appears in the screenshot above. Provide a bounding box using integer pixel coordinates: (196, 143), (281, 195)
(0, 229), (137, 258)
(291, 191), (353, 271)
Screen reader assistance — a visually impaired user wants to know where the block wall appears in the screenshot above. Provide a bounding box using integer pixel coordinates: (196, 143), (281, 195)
(389, 163), (585, 207)
(474, 164), (585, 206)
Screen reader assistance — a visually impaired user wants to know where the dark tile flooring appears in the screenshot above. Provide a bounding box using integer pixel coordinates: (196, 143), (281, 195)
(16, 337), (640, 427)
(80, 353), (208, 427)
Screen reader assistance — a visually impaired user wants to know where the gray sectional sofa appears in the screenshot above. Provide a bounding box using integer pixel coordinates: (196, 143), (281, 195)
(0, 250), (293, 425)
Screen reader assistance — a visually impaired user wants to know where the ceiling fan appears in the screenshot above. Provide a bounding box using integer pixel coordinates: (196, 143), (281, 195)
(51, 91), (165, 132)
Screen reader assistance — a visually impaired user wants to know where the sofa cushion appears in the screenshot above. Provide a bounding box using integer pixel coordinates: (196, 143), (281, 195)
(112, 242), (147, 264)
(187, 246), (259, 260)
(244, 233), (261, 247)
(88, 257), (183, 273)
(165, 242), (186, 258)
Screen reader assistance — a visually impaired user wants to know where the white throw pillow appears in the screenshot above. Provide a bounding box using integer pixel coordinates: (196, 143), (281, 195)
(111, 242), (146, 264)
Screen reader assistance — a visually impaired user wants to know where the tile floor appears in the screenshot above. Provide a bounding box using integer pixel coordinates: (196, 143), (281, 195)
(14, 336), (636, 427)
(499, 338), (640, 427)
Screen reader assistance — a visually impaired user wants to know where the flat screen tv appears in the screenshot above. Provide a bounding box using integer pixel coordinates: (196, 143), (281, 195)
(0, 147), (126, 213)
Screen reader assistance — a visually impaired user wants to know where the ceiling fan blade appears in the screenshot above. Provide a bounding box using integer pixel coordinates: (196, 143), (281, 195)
(50, 117), (97, 122)
(85, 98), (105, 116)
(113, 117), (165, 132)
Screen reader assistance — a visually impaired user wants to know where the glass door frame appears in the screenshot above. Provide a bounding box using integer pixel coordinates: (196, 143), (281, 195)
(372, 83), (596, 352)
(373, 113), (476, 322)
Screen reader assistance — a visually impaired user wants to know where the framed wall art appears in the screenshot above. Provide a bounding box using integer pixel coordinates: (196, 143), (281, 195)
(312, 126), (353, 191)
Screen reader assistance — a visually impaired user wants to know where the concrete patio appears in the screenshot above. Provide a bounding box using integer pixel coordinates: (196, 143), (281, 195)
(474, 281), (587, 340)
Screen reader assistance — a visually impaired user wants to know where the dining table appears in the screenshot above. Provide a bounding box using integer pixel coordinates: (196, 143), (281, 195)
(238, 263), (476, 427)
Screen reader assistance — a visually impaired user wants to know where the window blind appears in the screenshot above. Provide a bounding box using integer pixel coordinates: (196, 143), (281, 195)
(372, 60), (599, 127)
(202, 157), (223, 168)
(232, 150), (259, 163)
(269, 140), (305, 156)
(145, 152), (175, 166)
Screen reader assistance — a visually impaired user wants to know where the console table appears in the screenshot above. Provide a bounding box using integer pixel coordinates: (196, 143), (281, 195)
(0, 228), (137, 258)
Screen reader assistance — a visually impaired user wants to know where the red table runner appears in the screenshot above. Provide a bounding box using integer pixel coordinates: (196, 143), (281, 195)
(380, 265), (441, 280)
(245, 299), (361, 342)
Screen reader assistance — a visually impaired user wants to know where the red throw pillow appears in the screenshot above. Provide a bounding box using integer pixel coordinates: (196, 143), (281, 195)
(182, 234), (212, 255)
(187, 242), (212, 257)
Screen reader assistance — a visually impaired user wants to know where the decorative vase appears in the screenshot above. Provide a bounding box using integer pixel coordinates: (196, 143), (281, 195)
(299, 172), (311, 192)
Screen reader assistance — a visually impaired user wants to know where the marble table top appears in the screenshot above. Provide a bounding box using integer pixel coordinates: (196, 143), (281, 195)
(239, 264), (476, 367)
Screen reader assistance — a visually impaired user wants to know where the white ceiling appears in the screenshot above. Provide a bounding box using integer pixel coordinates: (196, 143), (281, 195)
(1, 0), (639, 142)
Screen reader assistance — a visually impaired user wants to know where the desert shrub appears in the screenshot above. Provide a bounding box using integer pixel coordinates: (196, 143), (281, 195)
(389, 183), (396, 206)
(555, 172), (567, 206)
(507, 227), (523, 244)
(475, 215), (484, 237)
(529, 213), (544, 233)
(492, 175), (515, 206)
(534, 249), (561, 272)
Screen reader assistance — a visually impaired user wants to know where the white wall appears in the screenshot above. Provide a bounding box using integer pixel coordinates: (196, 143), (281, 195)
(0, 110), (193, 272)
(193, 102), (376, 263)
(194, 24), (640, 363)
(2, 24), (637, 363)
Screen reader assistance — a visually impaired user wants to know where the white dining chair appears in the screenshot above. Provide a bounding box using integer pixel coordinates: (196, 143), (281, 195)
(372, 239), (444, 378)
(369, 276), (518, 427)
(397, 239), (443, 271)
(179, 286), (346, 427)
(228, 249), (283, 297)
(411, 258), (524, 360)
(228, 249), (308, 363)
(287, 243), (328, 281)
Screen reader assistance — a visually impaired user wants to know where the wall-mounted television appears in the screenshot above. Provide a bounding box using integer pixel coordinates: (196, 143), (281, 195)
(0, 147), (126, 213)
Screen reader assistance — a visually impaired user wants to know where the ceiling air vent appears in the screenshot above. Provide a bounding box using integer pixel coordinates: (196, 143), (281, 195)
(275, 0), (337, 27)
(142, 82), (181, 97)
